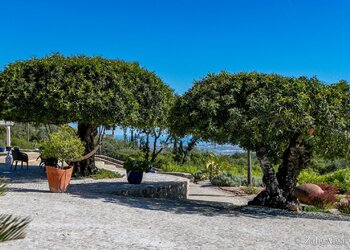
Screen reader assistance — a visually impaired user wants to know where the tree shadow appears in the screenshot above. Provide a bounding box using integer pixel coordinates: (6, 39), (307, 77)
(0, 164), (46, 183)
(66, 181), (350, 222)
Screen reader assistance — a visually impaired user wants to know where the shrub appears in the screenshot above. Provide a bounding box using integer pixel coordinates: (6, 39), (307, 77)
(241, 176), (263, 187)
(90, 169), (123, 179)
(210, 172), (242, 187)
(11, 137), (35, 150)
(101, 137), (143, 161)
(39, 125), (85, 168)
(336, 195), (350, 215)
(193, 171), (208, 183)
(317, 183), (339, 193)
(309, 187), (338, 209)
(123, 158), (152, 172)
(160, 163), (199, 175)
(242, 185), (260, 195)
(298, 168), (350, 194)
(210, 173), (263, 187)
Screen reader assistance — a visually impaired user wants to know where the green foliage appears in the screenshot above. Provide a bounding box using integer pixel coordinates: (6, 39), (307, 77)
(11, 137), (35, 150)
(302, 206), (330, 213)
(0, 54), (174, 130)
(309, 157), (350, 175)
(124, 158), (152, 172)
(298, 168), (350, 194)
(0, 179), (6, 196)
(0, 215), (31, 242)
(193, 171), (208, 183)
(101, 137), (143, 161)
(0, 179), (30, 242)
(211, 172), (242, 187)
(39, 125), (85, 168)
(171, 72), (345, 161)
(336, 195), (350, 215)
(160, 163), (199, 175)
(90, 169), (123, 179)
(242, 185), (260, 195)
(211, 172), (262, 187)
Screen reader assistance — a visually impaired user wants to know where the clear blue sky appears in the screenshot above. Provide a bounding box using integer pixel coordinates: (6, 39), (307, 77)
(1, 0), (349, 94)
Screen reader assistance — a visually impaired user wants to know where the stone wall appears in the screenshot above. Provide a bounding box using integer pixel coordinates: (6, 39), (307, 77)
(112, 180), (189, 200)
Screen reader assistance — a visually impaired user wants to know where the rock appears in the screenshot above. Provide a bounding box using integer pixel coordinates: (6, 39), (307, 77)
(294, 183), (324, 205)
(328, 208), (342, 215)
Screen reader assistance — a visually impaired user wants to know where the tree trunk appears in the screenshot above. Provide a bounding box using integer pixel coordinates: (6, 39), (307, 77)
(247, 150), (252, 186)
(73, 123), (98, 176)
(276, 137), (311, 202)
(143, 130), (150, 161)
(123, 127), (127, 141)
(249, 138), (311, 211)
(181, 137), (198, 164)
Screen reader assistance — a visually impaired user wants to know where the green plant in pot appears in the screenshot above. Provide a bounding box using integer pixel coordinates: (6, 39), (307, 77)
(124, 158), (152, 184)
(40, 125), (84, 193)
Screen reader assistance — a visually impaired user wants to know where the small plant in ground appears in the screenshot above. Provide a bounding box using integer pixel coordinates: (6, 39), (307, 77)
(317, 183), (339, 193)
(309, 186), (338, 209)
(242, 185), (260, 195)
(241, 176), (263, 187)
(211, 172), (242, 187)
(336, 195), (350, 215)
(0, 178), (31, 242)
(302, 205), (330, 213)
(90, 169), (123, 180)
(192, 171), (208, 183)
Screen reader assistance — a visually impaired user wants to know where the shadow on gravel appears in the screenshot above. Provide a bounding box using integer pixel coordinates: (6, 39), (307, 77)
(0, 164), (46, 183)
(67, 181), (350, 222)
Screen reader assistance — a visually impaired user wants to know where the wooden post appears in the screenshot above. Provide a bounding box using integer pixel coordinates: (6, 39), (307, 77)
(247, 150), (252, 186)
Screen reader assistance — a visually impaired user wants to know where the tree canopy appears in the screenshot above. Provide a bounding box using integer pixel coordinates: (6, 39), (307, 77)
(0, 54), (174, 175)
(171, 72), (350, 209)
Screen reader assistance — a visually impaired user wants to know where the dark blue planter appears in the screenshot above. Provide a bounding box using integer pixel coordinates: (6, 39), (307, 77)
(14, 147), (20, 151)
(6, 146), (11, 152)
(127, 170), (143, 184)
(0, 148), (4, 152)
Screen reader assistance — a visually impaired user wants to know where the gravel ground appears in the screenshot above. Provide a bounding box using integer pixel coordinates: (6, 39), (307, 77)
(1, 166), (350, 250)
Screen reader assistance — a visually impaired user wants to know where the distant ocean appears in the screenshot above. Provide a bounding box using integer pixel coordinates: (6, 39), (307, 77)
(111, 134), (244, 155)
(69, 124), (245, 155)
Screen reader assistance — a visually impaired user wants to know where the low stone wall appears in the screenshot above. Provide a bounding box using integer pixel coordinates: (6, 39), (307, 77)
(112, 180), (189, 200)
(158, 172), (194, 182)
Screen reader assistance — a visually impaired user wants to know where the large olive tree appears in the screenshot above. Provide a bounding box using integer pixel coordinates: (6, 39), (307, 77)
(0, 54), (174, 175)
(171, 72), (350, 210)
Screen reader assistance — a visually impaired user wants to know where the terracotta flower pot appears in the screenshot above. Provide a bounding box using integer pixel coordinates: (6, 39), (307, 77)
(46, 165), (73, 193)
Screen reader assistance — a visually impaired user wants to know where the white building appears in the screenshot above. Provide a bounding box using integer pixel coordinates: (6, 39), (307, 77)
(0, 121), (14, 146)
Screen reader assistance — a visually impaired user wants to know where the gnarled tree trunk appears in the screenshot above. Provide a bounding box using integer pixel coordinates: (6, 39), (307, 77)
(249, 137), (311, 211)
(73, 123), (98, 176)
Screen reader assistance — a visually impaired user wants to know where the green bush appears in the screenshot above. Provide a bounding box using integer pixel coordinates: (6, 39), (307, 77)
(336, 195), (350, 215)
(39, 125), (85, 168)
(211, 172), (263, 187)
(211, 172), (242, 187)
(241, 176), (263, 187)
(193, 171), (208, 182)
(101, 137), (143, 161)
(124, 158), (152, 172)
(160, 163), (199, 175)
(90, 169), (123, 179)
(298, 168), (350, 194)
(11, 137), (35, 150)
(242, 185), (260, 194)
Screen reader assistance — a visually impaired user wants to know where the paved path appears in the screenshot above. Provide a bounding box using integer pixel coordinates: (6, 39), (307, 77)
(1, 166), (350, 250)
